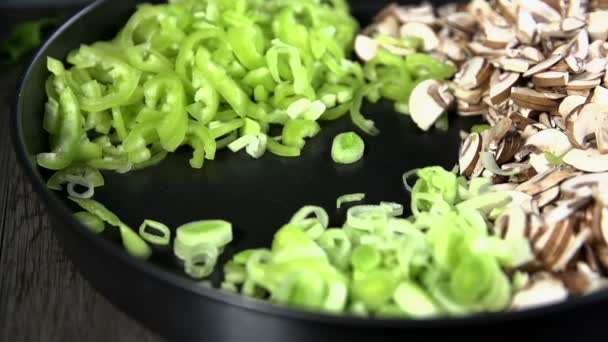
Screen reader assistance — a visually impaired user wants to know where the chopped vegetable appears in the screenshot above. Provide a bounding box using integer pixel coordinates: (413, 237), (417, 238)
(37, 0), (365, 175)
(0, 17), (63, 66)
(223, 166), (530, 316)
(336, 193), (366, 208)
(331, 132), (365, 164)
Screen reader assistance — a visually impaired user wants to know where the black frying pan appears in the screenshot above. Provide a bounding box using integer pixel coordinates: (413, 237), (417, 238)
(11, 0), (608, 341)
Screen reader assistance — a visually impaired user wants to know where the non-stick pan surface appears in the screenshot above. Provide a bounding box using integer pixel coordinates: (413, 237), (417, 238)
(12, 0), (608, 341)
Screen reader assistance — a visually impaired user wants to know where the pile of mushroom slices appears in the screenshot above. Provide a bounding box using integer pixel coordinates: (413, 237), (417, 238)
(358, 0), (608, 309)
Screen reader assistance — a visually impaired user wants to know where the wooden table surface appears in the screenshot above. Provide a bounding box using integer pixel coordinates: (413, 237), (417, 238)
(0, 7), (163, 342)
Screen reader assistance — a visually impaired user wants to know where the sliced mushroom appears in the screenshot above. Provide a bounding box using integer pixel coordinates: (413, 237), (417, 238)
(516, 167), (576, 195)
(452, 85), (484, 104)
(517, 0), (562, 22)
(376, 15), (400, 37)
(567, 103), (603, 148)
(523, 54), (564, 77)
(510, 273), (568, 310)
(532, 71), (569, 87)
(489, 72), (520, 105)
(589, 40), (608, 59)
(529, 152), (552, 174)
(561, 17), (586, 32)
(517, 9), (537, 44)
(565, 55), (585, 73)
(590, 86), (608, 105)
(570, 29), (590, 60)
(551, 229), (591, 271)
(409, 80), (453, 131)
(520, 46), (545, 63)
(544, 196), (591, 225)
(439, 38), (467, 62)
(511, 87), (560, 110)
(563, 148), (608, 172)
(535, 186), (560, 208)
(454, 57), (494, 89)
(585, 58), (608, 74)
(497, 131), (524, 163)
(561, 262), (608, 295)
(561, 172), (608, 196)
(566, 78), (602, 90)
(588, 11), (608, 41)
(459, 132), (482, 177)
(354, 35), (379, 62)
(509, 112), (537, 130)
(558, 95), (587, 118)
(596, 113), (608, 153)
(484, 23), (516, 49)
(494, 57), (530, 73)
(400, 22), (439, 52)
(496, 206), (527, 240)
(525, 128), (574, 156)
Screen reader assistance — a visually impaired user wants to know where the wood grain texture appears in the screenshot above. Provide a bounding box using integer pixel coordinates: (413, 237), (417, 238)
(0, 10), (164, 342)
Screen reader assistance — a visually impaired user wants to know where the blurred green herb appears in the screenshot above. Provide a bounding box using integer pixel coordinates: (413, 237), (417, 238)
(545, 151), (565, 166)
(471, 124), (491, 134)
(0, 17), (64, 67)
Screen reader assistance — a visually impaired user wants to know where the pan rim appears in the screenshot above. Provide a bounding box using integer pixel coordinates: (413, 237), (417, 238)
(10, 0), (608, 329)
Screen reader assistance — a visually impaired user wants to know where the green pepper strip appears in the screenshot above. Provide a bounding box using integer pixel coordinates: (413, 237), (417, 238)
(37, 87), (82, 170)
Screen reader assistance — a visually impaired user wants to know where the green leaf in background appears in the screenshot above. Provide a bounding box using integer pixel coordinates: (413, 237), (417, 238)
(0, 17), (64, 66)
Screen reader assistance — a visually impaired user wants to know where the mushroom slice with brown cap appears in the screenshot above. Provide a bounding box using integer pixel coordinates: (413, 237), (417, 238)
(497, 132), (524, 163)
(511, 87), (560, 110)
(596, 113), (608, 153)
(516, 167), (576, 195)
(535, 186), (560, 208)
(560, 172), (608, 196)
(588, 11), (608, 41)
(510, 112), (537, 130)
(490, 73), (520, 105)
(562, 262), (608, 295)
(454, 57), (493, 89)
(495, 206), (527, 240)
(354, 35), (379, 62)
(510, 273), (568, 310)
(409, 80), (454, 131)
(459, 132), (482, 177)
(525, 128), (574, 156)
(523, 54), (563, 77)
(563, 148), (608, 172)
(400, 22), (439, 52)
(551, 229), (591, 271)
(533, 71), (569, 87)
(537, 217), (575, 263)
(559, 95), (586, 118)
(545, 193), (591, 225)
(567, 103), (603, 148)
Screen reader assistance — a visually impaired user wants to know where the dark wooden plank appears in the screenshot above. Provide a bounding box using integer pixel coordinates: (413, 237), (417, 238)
(0, 112), (165, 341)
(0, 9), (163, 342)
